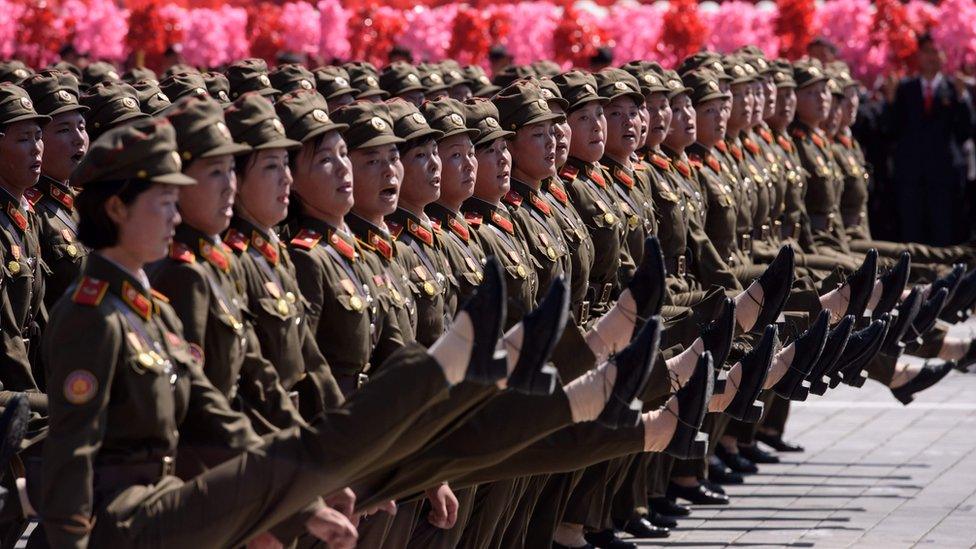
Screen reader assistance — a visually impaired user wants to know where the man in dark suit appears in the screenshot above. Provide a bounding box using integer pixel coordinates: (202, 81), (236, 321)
(885, 33), (975, 246)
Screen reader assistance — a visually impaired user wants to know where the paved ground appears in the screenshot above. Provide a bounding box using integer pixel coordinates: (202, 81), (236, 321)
(634, 319), (976, 548)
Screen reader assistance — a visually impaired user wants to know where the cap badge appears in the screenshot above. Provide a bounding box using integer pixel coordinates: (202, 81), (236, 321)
(259, 74), (271, 87)
(271, 118), (285, 134)
(808, 67), (821, 77)
(19, 97), (33, 110)
(334, 76), (349, 88)
(485, 117), (499, 128)
(218, 91), (229, 102)
(13, 69), (28, 79)
(411, 112), (426, 124)
(669, 79), (681, 89)
(370, 116), (388, 130)
(449, 113), (464, 126)
(478, 75), (490, 85)
(583, 84), (595, 95)
(537, 98), (550, 111)
(365, 76), (378, 87)
(540, 88), (554, 99)
(56, 90), (72, 102)
(121, 96), (138, 109)
(732, 66), (745, 77)
(707, 80), (719, 91)
(299, 79), (313, 90)
(312, 109), (330, 123)
(216, 121), (232, 140)
(614, 81), (628, 91)
(170, 151), (183, 170)
(157, 92), (170, 102)
(429, 73), (442, 84)
(406, 73), (420, 85)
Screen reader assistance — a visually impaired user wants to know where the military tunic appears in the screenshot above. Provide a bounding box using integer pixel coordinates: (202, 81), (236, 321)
(0, 189), (46, 391)
(504, 179), (570, 299)
(790, 121), (850, 253)
(150, 224), (311, 431)
(687, 143), (743, 269)
(425, 202), (488, 307)
(223, 216), (342, 409)
(461, 197), (539, 327)
(25, 176), (87, 309)
(541, 175), (593, 317)
(386, 207), (452, 347)
(602, 156), (656, 276)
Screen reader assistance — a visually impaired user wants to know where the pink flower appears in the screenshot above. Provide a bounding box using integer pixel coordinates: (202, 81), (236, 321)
(703, 1), (779, 56)
(183, 6), (249, 68)
(280, 1), (321, 57)
(317, 0), (351, 61)
(933, 0), (976, 72)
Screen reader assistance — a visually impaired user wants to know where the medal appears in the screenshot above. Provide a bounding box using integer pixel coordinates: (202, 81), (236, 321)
(350, 295), (364, 311)
(423, 281), (436, 296)
(516, 265), (527, 278)
(546, 246), (556, 260)
(66, 244), (78, 257)
(285, 291), (296, 304)
(391, 287), (403, 303)
(277, 299), (289, 315)
(628, 215), (639, 229)
(603, 212), (616, 224)
(7, 261), (19, 274)
(137, 352), (155, 369)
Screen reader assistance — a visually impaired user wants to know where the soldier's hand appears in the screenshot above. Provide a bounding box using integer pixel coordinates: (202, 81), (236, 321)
(325, 487), (357, 519)
(425, 483), (459, 529)
(246, 532), (283, 549)
(306, 505), (359, 549)
(360, 499), (397, 518)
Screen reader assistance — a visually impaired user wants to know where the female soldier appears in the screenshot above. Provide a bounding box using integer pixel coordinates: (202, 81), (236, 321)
(150, 96), (316, 437)
(23, 70), (90, 310)
(39, 116), (512, 548)
(216, 92), (343, 420)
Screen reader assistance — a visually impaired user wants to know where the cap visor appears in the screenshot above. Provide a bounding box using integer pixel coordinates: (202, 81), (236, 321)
(667, 87), (693, 99)
(475, 85), (501, 98)
(438, 128), (480, 141)
(403, 127), (444, 142)
(544, 97), (570, 110)
(46, 104), (89, 118)
(299, 122), (351, 144)
(201, 142), (253, 158)
(474, 129), (515, 147)
(113, 111), (151, 125)
(253, 137), (303, 151)
(518, 111), (566, 128)
(606, 91), (646, 105)
(569, 96), (610, 111)
(695, 91), (730, 105)
(355, 134), (406, 149)
(257, 87), (281, 97)
(151, 172), (199, 186)
(356, 89), (390, 100)
(4, 113), (52, 126)
(797, 76), (828, 89)
(392, 85), (426, 95)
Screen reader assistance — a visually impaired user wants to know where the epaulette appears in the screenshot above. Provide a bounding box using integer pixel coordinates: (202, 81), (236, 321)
(614, 166), (635, 188)
(151, 289), (170, 304)
(329, 232), (357, 261)
(490, 211), (515, 234)
(674, 160), (691, 177)
(49, 186), (74, 209)
(169, 242), (195, 263)
(503, 189), (523, 208)
(447, 217), (469, 241)
(837, 135), (853, 148)
(707, 156), (721, 172)
(5, 203), (27, 232)
(529, 193), (552, 216)
(386, 220), (404, 240)
(290, 228), (322, 251)
(406, 219), (434, 246)
(250, 232), (279, 266)
(559, 164), (579, 180)
(71, 276), (108, 307)
(649, 154), (670, 171)
(464, 212), (483, 226)
(23, 187), (42, 207)
(729, 144), (743, 160)
(223, 229), (249, 253)
(200, 240), (230, 272)
(121, 281), (153, 320)
(777, 135), (793, 152)
(588, 167), (607, 188)
(547, 181), (569, 205)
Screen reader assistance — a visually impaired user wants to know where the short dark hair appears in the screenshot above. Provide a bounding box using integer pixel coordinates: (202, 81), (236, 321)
(76, 179), (154, 249)
(233, 151), (256, 184)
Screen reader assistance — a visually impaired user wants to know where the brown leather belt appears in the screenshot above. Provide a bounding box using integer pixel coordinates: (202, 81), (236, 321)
(665, 255), (687, 277)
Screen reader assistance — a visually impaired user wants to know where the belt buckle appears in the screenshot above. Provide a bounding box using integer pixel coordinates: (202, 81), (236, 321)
(161, 456), (175, 478)
(677, 255), (686, 277)
(599, 283), (612, 304)
(793, 223), (801, 239)
(578, 301), (590, 325)
(761, 224), (770, 241)
(773, 220), (782, 237)
(741, 234), (752, 256)
(356, 373), (369, 389)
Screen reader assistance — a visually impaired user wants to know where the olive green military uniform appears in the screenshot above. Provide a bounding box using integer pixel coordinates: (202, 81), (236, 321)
(22, 71), (90, 309)
(80, 81), (149, 141)
(542, 174), (595, 316)
(0, 85), (50, 391)
(40, 121), (455, 549)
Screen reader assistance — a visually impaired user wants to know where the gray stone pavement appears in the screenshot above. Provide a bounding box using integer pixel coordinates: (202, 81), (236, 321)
(631, 319), (976, 548)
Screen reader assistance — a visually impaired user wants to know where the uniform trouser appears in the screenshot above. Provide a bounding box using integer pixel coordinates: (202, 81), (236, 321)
(496, 474), (547, 548)
(849, 238), (975, 268)
(611, 453), (651, 527)
(646, 453), (674, 499)
(562, 455), (632, 530)
(670, 412), (730, 480)
(455, 480), (520, 549)
(525, 471), (584, 547)
(759, 395), (791, 436)
(86, 346), (451, 548)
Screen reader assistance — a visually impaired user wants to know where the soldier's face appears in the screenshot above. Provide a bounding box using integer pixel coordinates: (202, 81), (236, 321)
(750, 82), (765, 125)
(237, 148), (292, 228)
(796, 81), (830, 124)
(821, 98), (843, 136)
(438, 133), (477, 206)
(644, 92), (671, 148)
(0, 121), (43, 191)
(840, 87), (859, 128)
(398, 90), (426, 107)
(763, 77), (777, 119)
(328, 93), (356, 112)
(42, 111), (88, 183)
(729, 83), (753, 130)
(665, 94), (696, 149)
(181, 154), (237, 235)
(567, 101), (605, 163)
(399, 138), (441, 209)
(350, 143), (402, 220)
(695, 98), (726, 146)
(550, 104), (571, 169)
(109, 184), (181, 263)
(449, 85), (473, 102)
(604, 96), (642, 159)
(772, 88), (796, 127)
(474, 137), (511, 203)
(510, 120), (556, 182)
(291, 131), (354, 220)
(637, 104), (650, 148)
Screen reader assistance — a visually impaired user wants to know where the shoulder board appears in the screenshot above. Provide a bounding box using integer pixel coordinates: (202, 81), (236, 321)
(743, 138), (760, 154)
(464, 212), (483, 226)
(674, 160), (691, 177)
(503, 189), (523, 208)
(649, 154), (670, 170)
(71, 277), (109, 307)
(777, 135), (793, 151)
(614, 166), (635, 188)
(23, 187), (42, 207)
(290, 228), (322, 251)
(559, 164), (579, 180)
(328, 233), (357, 260)
(223, 229), (249, 253)
(548, 181), (569, 204)
(151, 289), (170, 304)
(169, 242), (195, 263)
(386, 221), (404, 239)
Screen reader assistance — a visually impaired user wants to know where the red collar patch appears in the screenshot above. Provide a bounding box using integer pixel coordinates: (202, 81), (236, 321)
(491, 211), (515, 234)
(837, 135), (853, 148)
(559, 164), (579, 181)
(547, 181), (569, 205)
(503, 189), (523, 208)
(743, 138), (760, 155)
(759, 128), (774, 144)
(71, 276), (108, 307)
(251, 231), (279, 266)
(223, 229), (249, 253)
(649, 154), (670, 171)
(448, 217), (469, 241)
(6, 203), (27, 232)
(463, 212), (483, 226)
(715, 141), (728, 154)
(23, 187), (42, 207)
(169, 242), (195, 264)
(407, 219), (434, 246)
(49, 185), (74, 209)
(200, 239), (230, 272)
(529, 193), (552, 216)
(777, 135), (794, 152)
(730, 144), (743, 160)
(121, 280), (153, 320)
(587, 167), (607, 188)
(330, 232), (357, 261)
(369, 231), (394, 261)
(674, 160), (691, 177)
(290, 228), (322, 251)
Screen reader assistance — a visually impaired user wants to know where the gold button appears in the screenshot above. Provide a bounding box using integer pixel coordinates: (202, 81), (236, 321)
(350, 295), (363, 311)
(546, 246), (556, 260)
(277, 299), (289, 315)
(138, 353), (155, 368)
(66, 244), (78, 257)
(604, 212), (616, 224)
(423, 281), (436, 296)
(285, 291), (296, 304)
(516, 265), (527, 278)
(7, 261), (19, 274)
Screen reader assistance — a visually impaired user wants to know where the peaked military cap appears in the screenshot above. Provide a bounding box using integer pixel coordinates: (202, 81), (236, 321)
(72, 117), (197, 187)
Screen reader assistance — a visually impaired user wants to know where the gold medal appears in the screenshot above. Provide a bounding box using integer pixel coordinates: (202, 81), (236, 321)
(546, 246), (556, 260)
(137, 352), (155, 369)
(7, 261), (19, 274)
(628, 215), (639, 229)
(603, 212), (616, 224)
(423, 281), (436, 296)
(285, 291), (296, 304)
(516, 265), (527, 278)
(391, 288), (403, 303)
(277, 299), (289, 315)
(474, 271), (483, 283)
(350, 295), (364, 311)
(66, 244), (78, 257)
